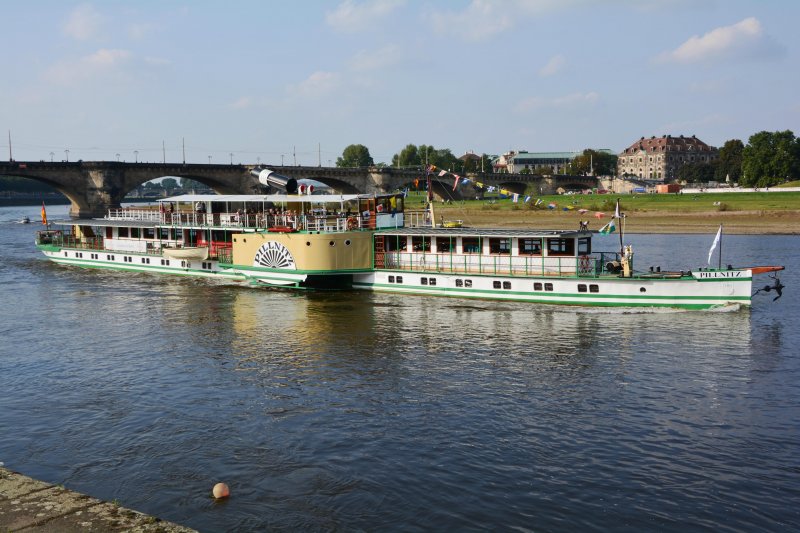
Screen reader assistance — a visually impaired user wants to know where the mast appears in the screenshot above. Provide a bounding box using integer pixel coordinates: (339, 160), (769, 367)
(7, 130), (11, 162)
(426, 165), (436, 228)
(718, 224), (723, 270)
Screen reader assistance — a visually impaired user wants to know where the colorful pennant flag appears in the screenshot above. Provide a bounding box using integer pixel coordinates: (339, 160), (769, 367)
(41, 202), (47, 225)
(599, 219), (616, 234)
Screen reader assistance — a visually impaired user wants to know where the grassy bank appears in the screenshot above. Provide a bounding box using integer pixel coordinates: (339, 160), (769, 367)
(403, 191), (800, 234)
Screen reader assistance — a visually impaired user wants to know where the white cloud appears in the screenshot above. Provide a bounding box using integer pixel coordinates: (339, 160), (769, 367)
(425, 0), (585, 41)
(228, 96), (253, 110)
(426, 0), (513, 42)
(657, 17), (768, 64)
(539, 54), (566, 77)
(516, 91), (599, 112)
(348, 45), (402, 71)
(128, 22), (160, 40)
(326, 0), (405, 33)
(44, 49), (132, 86)
(288, 71), (342, 98)
(63, 4), (104, 41)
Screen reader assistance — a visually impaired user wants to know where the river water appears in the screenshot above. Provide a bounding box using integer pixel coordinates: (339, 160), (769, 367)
(1, 204), (798, 532)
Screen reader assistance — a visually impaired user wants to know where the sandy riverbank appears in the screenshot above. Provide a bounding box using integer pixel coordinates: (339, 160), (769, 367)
(433, 207), (800, 235)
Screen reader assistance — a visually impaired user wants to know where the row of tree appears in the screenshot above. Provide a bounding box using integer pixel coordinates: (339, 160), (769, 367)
(676, 130), (799, 186)
(337, 130), (800, 187)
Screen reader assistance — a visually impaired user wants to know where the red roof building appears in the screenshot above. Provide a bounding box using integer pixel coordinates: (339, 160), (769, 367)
(617, 135), (718, 181)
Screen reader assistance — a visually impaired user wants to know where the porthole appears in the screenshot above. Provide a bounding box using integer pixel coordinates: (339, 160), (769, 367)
(640, 287), (646, 293)
(329, 241), (336, 247)
(345, 240), (351, 246)
(306, 241), (311, 246)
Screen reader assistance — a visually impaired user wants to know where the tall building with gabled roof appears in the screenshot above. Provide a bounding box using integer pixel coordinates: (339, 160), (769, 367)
(617, 134), (718, 181)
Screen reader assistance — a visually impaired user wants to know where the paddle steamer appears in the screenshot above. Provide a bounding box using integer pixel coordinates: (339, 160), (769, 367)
(35, 171), (783, 309)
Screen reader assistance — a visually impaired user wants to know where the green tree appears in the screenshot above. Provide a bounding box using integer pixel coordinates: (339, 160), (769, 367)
(392, 144), (421, 168)
(714, 139), (744, 183)
(677, 162), (718, 183)
(161, 177), (179, 190)
(566, 149), (618, 176)
(336, 144), (374, 167)
(741, 130), (800, 187)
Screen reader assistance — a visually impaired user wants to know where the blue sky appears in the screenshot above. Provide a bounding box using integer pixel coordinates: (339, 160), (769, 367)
(1, 0), (797, 166)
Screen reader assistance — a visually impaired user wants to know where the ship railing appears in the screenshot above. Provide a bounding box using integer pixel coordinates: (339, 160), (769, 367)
(404, 210), (433, 228)
(380, 251), (625, 277)
(106, 208), (163, 222)
(217, 247), (233, 265)
(380, 251), (567, 276)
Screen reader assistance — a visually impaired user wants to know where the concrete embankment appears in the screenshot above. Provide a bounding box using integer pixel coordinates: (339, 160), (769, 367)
(0, 466), (196, 532)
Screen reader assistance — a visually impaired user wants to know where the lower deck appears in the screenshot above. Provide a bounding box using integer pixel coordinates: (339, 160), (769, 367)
(354, 269), (753, 309)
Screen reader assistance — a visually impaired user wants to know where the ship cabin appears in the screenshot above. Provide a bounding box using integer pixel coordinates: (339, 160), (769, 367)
(374, 227), (617, 278)
(37, 192), (408, 262)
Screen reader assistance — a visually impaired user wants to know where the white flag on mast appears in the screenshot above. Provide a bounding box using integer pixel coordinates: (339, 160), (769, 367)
(707, 225), (722, 265)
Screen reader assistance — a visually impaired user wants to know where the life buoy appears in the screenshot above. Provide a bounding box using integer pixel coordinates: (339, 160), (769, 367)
(347, 217), (358, 231)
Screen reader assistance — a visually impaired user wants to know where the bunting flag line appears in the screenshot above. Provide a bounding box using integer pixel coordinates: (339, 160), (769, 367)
(438, 170), (447, 177)
(512, 193), (519, 203)
(534, 198), (543, 206)
(524, 195), (531, 203)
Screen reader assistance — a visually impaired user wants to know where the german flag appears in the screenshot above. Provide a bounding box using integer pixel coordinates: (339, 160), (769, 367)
(41, 202), (47, 225)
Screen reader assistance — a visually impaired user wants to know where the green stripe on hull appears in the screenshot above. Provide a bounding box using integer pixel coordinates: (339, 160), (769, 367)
(47, 257), (245, 280)
(353, 282), (750, 309)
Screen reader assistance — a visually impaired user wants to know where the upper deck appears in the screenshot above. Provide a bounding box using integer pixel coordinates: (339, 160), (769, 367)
(99, 192), (419, 233)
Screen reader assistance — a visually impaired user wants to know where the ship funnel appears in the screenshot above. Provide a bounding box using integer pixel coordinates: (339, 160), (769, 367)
(251, 168), (298, 194)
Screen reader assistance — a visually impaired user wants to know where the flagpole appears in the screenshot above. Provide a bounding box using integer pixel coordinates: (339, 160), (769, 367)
(718, 224), (723, 270)
(619, 218), (624, 257)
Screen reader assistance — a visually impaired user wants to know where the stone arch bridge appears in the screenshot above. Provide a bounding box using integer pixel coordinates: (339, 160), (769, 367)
(0, 161), (598, 218)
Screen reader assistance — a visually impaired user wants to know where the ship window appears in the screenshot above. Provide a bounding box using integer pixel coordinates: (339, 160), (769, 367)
(489, 238), (511, 254)
(118, 227), (129, 238)
(578, 238), (591, 254)
(130, 228), (140, 238)
(544, 283), (554, 291)
(547, 238), (574, 256)
(493, 281), (501, 289)
(345, 240), (351, 246)
(436, 237), (452, 253)
(462, 237), (481, 253)
(534, 282), (543, 290)
(520, 238), (542, 255)
(456, 279), (463, 287)
(421, 277), (428, 285)
(578, 284), (587, 292)
(388, 275), (395, 283)
(429, 278), (437, 286)
(503, 281), (511, 290)
(640, 287), (646, 293)
(329, 241), (335, 246)
(412, 236), (430, 252)
(306, 241), (311, 246)
(160, 228), (170, 239)
(144, 228), (155, 239)
(386, 235), (407, 251)
(590, 284), (599, 293)
(464, 279), (472, 288)
(396, 276), (403, 284)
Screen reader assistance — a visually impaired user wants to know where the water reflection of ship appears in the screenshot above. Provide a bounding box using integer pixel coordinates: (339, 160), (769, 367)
(230, 290), (383, 358)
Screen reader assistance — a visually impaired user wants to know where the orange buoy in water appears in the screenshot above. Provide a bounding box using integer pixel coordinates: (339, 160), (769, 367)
(212, 482), (230, 499)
